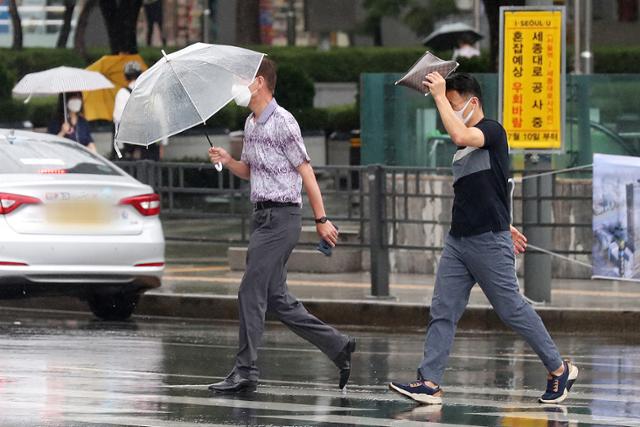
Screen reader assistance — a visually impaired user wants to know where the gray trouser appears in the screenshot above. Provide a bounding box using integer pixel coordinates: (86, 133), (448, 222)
(419, 231), (563, 384)
(234, 206), (348, 381)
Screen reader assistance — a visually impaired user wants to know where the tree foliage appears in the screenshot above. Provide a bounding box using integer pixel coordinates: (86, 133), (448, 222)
(482, 0), (525, 71)
(361, 0), (457, 46)
(403, 0), (459, 38)
(361, 0), (407, 46)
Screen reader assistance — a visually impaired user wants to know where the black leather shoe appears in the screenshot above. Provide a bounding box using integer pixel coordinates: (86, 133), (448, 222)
(208, 372), (258, 393)
(333, 337), (356, 389)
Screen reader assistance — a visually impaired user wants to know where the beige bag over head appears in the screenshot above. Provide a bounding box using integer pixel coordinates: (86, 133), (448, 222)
(395, 51), (459, 96)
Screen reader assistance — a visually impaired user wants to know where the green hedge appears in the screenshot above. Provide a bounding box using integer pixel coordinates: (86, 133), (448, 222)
(260, 46), (428, 82)
(1, 45), (638, 131)
(2, 45), (639, 82)
(592, 47), (640, 73)
(202, 103), (359, 134)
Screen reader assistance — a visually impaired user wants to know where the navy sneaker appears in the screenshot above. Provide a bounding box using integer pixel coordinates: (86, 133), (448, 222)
(389, 380), (443, 404)
(539, 360), (579, 404)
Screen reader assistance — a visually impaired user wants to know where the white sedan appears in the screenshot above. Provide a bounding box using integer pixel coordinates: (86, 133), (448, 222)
(0, 129), (164, 320)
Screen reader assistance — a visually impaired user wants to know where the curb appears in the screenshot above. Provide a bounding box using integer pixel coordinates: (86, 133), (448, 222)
(1, 292), (639, 334)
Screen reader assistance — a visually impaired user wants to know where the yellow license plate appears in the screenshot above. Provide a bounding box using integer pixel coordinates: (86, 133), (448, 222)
(46, 200), (111, 225)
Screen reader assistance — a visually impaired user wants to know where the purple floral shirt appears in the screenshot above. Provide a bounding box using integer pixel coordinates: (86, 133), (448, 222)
(241, 99), (310, 204)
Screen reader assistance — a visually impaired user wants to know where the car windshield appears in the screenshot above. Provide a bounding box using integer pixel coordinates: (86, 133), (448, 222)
(0, 136), (121, 176)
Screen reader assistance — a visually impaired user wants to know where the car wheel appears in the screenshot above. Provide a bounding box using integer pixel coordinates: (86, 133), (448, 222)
(88, 291), (140, 321)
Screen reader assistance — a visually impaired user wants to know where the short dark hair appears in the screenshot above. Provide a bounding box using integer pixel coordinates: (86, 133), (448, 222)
(256, 58), (277, 93)
(445, 73), (482, 104)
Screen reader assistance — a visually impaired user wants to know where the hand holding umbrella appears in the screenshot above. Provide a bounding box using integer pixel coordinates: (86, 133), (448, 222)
(208, 146), (232, 167)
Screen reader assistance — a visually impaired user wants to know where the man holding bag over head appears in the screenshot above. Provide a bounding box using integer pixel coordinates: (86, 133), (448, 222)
(389, 72), (578, 405)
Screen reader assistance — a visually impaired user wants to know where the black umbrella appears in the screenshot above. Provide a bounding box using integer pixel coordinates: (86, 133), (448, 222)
(422, 22), (483, 51)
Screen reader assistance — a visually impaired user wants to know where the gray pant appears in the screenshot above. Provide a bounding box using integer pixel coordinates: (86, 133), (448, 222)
(234, 206), (348, 381)
(419, 231), (563, 384)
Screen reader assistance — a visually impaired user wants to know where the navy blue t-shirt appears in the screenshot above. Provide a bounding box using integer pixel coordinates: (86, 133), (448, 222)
(450, 118), (511, 237)
(48, 116), (94, 147)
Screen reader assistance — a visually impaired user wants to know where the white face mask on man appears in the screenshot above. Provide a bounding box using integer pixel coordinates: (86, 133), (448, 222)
(231, 84), (256, 107)
(453, 97), (476, 125)
(67, 98), (82, 113)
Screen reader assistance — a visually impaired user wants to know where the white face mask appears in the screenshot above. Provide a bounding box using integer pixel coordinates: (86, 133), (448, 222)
(67, 98), (82, 113)
(232, 84), (255, 107)
(454, 97), (475, 125)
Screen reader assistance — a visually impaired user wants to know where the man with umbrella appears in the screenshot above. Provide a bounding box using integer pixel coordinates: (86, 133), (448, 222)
(208, 58), (356, 393)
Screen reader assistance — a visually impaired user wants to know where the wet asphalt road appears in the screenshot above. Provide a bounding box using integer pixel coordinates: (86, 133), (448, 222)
(0, 309), (639, 426)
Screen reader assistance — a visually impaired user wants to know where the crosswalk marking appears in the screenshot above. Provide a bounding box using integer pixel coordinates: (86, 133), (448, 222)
(8, 364), (640, 406)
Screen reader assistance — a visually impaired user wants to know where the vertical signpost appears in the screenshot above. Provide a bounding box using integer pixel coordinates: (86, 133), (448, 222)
(499, 7), (565, 303)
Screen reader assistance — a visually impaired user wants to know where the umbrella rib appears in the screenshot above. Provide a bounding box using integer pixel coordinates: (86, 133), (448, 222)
(162, 53), (208, 125)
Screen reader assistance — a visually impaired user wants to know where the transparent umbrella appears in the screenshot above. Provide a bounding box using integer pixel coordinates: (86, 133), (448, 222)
(114, 43), (265, 169)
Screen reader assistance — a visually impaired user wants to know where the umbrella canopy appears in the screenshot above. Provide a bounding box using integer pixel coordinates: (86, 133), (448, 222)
(83, 54), (148, 121)
(115, 43), (264, 149)
(12, 66), (115, 99)
(422, 23), (483, 51)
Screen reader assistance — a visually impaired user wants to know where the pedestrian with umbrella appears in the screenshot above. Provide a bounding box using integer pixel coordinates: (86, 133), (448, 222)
(12, 66), (114, 152)
(82, 53), (148, 123)
(208, 57), (356, 393)
(115, 44), (356, 393)
(422, 22), (483, 60)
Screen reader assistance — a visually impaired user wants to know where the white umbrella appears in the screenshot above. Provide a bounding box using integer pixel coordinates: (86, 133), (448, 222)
(114, 43), (265, 170)
(12, 66), (115, 122)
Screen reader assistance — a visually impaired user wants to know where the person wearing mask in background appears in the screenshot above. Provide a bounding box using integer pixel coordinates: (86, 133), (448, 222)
(47, 92), (96, 152)
(113, 61), (141, 159)
(113, 60), (167, 160)
(452, 33), (481, 61)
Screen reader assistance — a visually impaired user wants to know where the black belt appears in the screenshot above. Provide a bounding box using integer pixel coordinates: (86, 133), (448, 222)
(254, 201), (300, 210)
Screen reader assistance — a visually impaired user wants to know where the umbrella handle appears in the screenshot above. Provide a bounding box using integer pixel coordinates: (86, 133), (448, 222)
(203, 128), (223, 172)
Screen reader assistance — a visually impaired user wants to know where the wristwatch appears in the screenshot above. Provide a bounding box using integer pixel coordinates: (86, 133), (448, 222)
(315, 216), (328, 224)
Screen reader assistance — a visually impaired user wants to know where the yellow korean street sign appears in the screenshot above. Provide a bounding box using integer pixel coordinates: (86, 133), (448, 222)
(500, 7), (565, 151)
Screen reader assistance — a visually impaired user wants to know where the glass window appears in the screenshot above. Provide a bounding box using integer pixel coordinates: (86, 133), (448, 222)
(0, 136), (121, 176)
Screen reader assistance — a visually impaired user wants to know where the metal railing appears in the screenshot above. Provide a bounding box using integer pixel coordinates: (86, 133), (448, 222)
(116, 160), (593, 298)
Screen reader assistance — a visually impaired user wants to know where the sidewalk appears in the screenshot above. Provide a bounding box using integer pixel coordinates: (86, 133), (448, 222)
(126, 242), (640, 334)
(159, 242), (640, 310)
(159, 258), (640, 310)
(4, 242), (640, 333)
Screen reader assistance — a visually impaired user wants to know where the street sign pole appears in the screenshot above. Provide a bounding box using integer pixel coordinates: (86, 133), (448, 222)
(499, 6), (566, 303)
